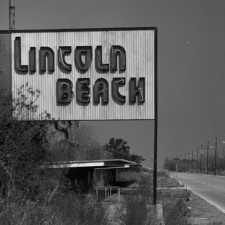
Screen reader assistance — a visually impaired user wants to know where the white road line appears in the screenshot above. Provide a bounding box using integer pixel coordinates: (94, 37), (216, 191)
(185, 184), (225, 214)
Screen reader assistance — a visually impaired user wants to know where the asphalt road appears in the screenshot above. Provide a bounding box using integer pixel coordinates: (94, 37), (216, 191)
(169, 172), (225, 213)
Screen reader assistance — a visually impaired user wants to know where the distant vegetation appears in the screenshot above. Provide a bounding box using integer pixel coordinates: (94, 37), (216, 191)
(164, 154), (225, 175)
(104, 137), (145, 163)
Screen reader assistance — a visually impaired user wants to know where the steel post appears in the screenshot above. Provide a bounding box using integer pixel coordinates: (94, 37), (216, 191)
(9, 0), (15, 30)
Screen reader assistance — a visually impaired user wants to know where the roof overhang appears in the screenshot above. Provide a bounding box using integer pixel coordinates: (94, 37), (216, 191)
(46, 159), (141, 169)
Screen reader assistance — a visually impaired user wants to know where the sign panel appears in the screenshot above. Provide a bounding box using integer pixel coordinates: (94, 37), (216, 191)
(10, 28), (156, 120)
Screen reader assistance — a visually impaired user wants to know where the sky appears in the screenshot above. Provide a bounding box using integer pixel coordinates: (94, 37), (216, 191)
(1, 0), (225, 168)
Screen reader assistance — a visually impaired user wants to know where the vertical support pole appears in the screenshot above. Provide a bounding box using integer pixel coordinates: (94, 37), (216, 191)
(215, 137), (217, 176)
(9, 0), (15, 30)
(96, 187), (98, 200)
(153, 28), (158, 205)
(178, 155), (180, 171)
(192, 150), (193, 171)
(200, 145), (203, 174)
(176, 161), (177, 181)
(182, 155), (184, 171)
(93, 169), (96, 187)
(188, 152), (189, 172)
(197, 147), (198, 173)
(207, 141), (209, 175)
(112, 169), (117, 183)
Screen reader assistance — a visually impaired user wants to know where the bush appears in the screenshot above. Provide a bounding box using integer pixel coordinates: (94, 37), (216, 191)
(163, 196), (191, 225)
(219, 170), (225, 176)
(0, 84), (53, 199)
(116, 170), (140, 183)
(123, 195), (148, 225)
(114, 172), (152, 224)
(0, 192), (108, 225)
(114, 171), (191, 225)
(0, 84), (110, 225)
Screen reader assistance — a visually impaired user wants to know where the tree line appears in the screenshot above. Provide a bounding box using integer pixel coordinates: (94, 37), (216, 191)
(164, 153), (225, 174)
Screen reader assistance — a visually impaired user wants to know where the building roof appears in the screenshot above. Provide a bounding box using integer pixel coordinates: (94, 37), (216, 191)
(48, 159), (141, 169)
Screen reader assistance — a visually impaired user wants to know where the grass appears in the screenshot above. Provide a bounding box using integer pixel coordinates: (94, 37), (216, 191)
(157, 171), (183, 187)
(3, 169), (223, 225)
(164, 172), (225, 224)
(111, 170), (191, 224)
(0, 191), (109, 225)
(186, 192), (225, 225)
(105, 170), (225, 224)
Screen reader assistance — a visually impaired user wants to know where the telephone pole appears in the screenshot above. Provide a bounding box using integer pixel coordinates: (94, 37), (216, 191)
(187, 152), (189, 172)
(207, 141), (209, 174)
(200, 145), (203, 174)
(9, 0), (15, 30)
(185, 153), (187, 172)
(178, 155), (180, 171)
(197, 147), (199, 173)
(215, 137), (217, 176)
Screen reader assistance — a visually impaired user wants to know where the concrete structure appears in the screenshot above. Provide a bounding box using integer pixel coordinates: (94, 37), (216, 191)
(48, 159), (141, 192)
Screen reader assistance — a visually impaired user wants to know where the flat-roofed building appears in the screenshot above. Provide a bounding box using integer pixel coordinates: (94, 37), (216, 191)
(47, 159), (141, 193)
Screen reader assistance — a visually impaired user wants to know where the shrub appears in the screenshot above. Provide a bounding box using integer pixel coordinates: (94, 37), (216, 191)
(0, 192), (108, 225)
(163, 195), (191, 225)
(123, 195), (148, 225)
(219, 170), (225, 176)
(114, 171), (191, 225)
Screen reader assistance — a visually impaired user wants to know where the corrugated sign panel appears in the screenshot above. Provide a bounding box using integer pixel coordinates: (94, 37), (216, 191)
(0, 33), (12, 93)
(11, 28), (156, 120)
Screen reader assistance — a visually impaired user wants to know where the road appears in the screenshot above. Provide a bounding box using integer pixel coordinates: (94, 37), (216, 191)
(169, 172), (225, 213)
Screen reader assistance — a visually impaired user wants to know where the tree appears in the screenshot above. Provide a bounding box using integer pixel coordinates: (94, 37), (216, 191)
(104, 137), (145, 163)
(129, 153), (145, 164)
(163, 157), (176, 171)
(104, 138), (130, 160)
(0, 85), (111, 224)
(49, 123), (112, 162)
(0, 84), (52, 196)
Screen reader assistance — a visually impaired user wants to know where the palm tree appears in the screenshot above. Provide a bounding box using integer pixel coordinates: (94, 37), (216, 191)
(105, 138), (130, 160)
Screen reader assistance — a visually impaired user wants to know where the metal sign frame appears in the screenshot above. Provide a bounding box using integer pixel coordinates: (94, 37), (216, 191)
(9, 28), (155, 120)
(0, 27), (158, 204)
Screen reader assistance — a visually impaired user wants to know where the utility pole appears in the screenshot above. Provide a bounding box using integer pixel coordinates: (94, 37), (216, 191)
(215, 137), (217, 176)
(180, 155), (184, 172)
(175, 159), (178, 180)
(9, 0), (15, 30)
(192, 149), (193, 171)
(188, 152), (189, 172)
(197, 147), (198, 173)
(183, 155), (185, 172)
(207, 141), (209, 175)
(185, 153), (186, 172)
(178, 155), (180, 171)
(200, 145), (203, 174)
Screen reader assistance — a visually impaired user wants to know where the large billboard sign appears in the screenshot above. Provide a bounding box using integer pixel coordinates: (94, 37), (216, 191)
(0, 28), (156, 120)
